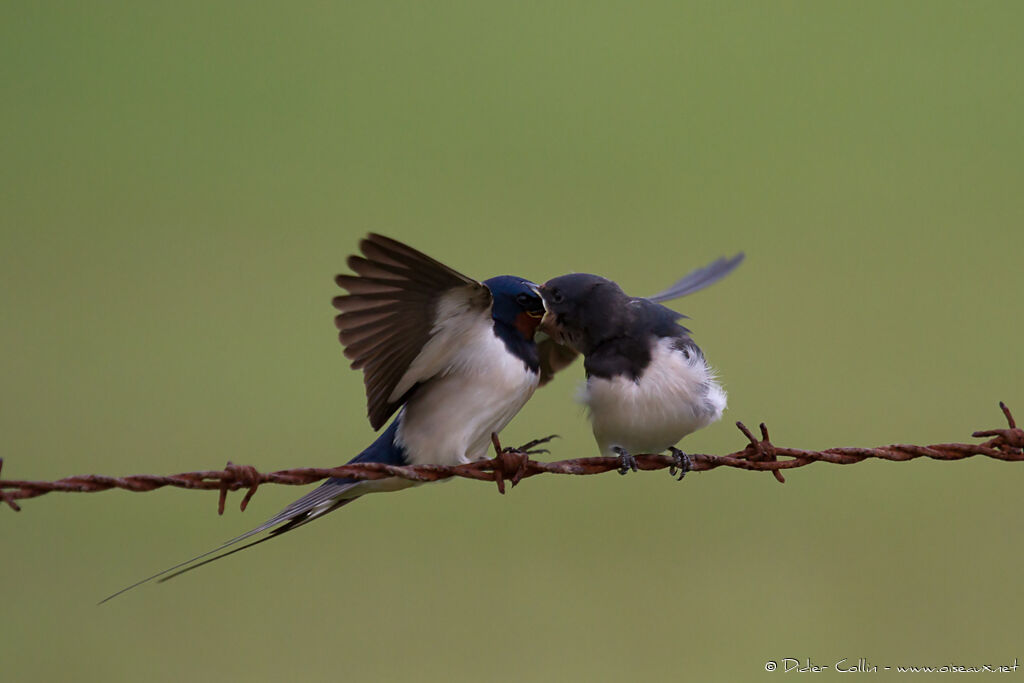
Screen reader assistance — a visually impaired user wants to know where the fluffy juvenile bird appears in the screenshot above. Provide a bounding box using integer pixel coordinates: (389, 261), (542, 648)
(538, 254), (743, 477)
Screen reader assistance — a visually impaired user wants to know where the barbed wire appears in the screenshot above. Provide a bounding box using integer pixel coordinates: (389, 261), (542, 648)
(2, 402), (1021, 515)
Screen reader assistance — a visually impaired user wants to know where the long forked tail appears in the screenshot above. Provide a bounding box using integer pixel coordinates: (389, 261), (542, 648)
(99, 479), (363, 604)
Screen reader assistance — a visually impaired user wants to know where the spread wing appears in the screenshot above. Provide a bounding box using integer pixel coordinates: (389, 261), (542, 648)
(333, 234), (492, 430)
(537, 252), (744, 385)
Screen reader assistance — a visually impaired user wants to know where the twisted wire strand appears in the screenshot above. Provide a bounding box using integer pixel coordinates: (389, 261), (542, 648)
(2, 402), (1020, 514)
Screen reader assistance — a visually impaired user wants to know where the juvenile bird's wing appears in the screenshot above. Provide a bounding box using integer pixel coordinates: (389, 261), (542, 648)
(334, 234), (493, 429)
(537, 253), (744, 384)
(645, 253), (745, 303)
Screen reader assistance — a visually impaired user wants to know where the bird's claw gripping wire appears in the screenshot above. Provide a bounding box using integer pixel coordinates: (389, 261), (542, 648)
(668, 447), (691, 481)
(489, 433), (559, 494)
(612, 446), (638, 476)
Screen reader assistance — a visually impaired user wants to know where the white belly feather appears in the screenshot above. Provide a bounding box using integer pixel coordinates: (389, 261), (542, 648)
(396, 318), (539, 467)
(582, 336), (726, 455)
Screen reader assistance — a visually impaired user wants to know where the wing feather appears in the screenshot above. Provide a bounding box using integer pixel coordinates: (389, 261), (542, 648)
(645, 253), (745, 303)
(333, 234), (491, 429)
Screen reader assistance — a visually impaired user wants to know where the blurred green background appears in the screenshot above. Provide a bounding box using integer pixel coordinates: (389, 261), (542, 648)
(2, 2), (1022, 681)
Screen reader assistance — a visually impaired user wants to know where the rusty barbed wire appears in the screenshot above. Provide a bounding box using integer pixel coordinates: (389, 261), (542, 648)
(1, 402), (1021, 515)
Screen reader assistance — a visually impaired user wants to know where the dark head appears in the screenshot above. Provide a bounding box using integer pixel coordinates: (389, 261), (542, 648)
(482, 275), (545, 342)
(539, 273), (631, 354)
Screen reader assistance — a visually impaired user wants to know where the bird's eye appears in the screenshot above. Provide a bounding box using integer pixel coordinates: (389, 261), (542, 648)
(549, 290), (564, 304)
(515, 293), (535, 307)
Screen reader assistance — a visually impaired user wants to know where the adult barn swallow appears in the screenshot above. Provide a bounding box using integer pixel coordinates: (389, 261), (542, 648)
(538, 253), (744, 477)
(102, 234), (548, 601)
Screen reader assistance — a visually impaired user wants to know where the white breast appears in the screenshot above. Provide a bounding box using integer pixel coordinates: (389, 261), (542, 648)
(581, 336), (726, 455)
(396, 318), (540, 467)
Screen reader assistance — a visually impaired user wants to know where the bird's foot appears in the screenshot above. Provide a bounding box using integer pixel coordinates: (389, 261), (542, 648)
(612, 446), (638, 475)
(490, 433), (552, 493)
(668, 447), (691, 481)
(508, 434), (560, 456)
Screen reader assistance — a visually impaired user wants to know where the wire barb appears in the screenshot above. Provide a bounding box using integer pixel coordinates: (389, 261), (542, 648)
(2, 403), (1021, 514)
(0, 459), (23, 511)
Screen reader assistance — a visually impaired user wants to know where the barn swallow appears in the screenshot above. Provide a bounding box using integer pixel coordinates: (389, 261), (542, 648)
(537, 253), (744, 478)
(102, 234), (549, 601)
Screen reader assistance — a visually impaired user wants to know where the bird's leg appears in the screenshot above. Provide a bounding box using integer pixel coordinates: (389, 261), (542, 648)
(509, 434), (559, 456)
(668, 447), (691, 481)
(612, 446), (638, 476)
(490, 432), (532, 492)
